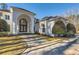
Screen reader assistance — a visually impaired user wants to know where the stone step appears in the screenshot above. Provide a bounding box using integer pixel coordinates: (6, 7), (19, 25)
(0, 45), (26, 55)
(23, 39), (77, 55)
(0, 41), (27, 55)
(24, 36), (47, 42)
(24, 37), (48, 47)
(19, 35), (42, 39)
(0, 37), (27, 55)
(0, 40), (24, 45)
(22, 39), (63, 54)
(0, 43), (26, 50)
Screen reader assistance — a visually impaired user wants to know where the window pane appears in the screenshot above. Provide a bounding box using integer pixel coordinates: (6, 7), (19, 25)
(5, 15), (7, 19)
(8, 15), (10, 20)
(5, 15), (10, 20)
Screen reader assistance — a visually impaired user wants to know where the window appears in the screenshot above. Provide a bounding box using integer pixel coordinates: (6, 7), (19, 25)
(5, 15), (10, 20)
(42, 24), (45, 32)
(7, 15), (10, 20)
(19, 19), (27, 32)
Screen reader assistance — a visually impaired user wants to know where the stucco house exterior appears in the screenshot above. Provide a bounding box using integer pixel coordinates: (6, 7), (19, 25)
(0, 6), (35, 34)
(39, 16), (70, 36)
(0, 5), (77, 36)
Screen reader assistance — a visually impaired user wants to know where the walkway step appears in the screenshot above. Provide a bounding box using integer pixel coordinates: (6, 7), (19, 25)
(22, 39), (63, 54)
(0, 36), (27, 55)
(0, 45), (26, 55)
(19, 35), (42, 39)
(22, 39), (76, 55)
(0, 43), (26, 50)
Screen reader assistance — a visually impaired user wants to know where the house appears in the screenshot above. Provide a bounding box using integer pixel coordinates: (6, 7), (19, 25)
(0, 6), (35, 34)
(39, 16), (71, 36)
(0, 4), (77, 36)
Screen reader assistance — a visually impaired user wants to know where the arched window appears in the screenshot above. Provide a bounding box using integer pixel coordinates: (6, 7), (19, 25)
(19, 18), (27, 32)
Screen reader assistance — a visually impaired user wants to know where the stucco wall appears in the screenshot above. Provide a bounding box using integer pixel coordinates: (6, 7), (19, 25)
(47, 21), (55, 36)
(39, 20), (47, 34)
(10, 7), (35, 34)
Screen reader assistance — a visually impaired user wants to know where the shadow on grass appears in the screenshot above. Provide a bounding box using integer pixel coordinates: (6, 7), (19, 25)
(42, 39), (77, 55)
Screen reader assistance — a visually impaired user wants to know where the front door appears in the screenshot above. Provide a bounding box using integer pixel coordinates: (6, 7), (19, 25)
(19, 18), (27, 32)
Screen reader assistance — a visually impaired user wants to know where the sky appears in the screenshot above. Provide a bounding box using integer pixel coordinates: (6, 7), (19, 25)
(1, 3), (79, 19)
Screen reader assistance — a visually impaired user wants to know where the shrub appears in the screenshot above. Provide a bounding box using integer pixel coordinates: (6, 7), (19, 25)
(0, 19), (10, 32)
(0, 19), (10, 36)
(0, 32), (9, 36)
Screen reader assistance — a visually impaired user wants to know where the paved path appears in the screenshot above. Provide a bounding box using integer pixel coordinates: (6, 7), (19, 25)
(21, 35), (49, 47)
(0, 34), (78, 55)
(22, 36), (77, 55)
(64, 37), (79, 55)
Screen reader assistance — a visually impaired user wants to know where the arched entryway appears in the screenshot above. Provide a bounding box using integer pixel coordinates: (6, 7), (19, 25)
(52, 20), (66, 36)
(16, 14), (34, 34)
(66, 23), (76, 34)
(19, 18), (27, 32)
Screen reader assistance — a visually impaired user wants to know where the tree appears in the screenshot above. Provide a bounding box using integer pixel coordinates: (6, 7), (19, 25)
(65, 9), (79, 33)
(52, 20), (66, 36)
(0, 19), (10, 32)
(0, 3), (7, 10)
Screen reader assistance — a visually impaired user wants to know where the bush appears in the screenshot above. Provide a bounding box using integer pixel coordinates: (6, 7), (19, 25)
(0, 19), (10, 32)
(0, 19), (10, 36)
(0, 32), (9, 37)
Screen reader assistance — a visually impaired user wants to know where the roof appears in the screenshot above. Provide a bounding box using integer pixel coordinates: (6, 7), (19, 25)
(40, 16), (67, 22)
(11, 6), (36, 15)
(0, 9), (10, 12)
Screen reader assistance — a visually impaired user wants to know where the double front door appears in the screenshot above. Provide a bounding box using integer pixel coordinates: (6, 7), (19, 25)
(19, 19), (27, 32)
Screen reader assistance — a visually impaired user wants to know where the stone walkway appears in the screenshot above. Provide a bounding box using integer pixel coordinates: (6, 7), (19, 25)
(19, 35), (49, 47)
(0, 34), (78, 55)
(22, 35), (78, 55)
(64, 37), (79, 55)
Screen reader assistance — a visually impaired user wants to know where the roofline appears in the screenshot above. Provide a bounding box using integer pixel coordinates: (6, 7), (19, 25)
(40, 16), (68, 22)
(0, 9), (10, 13)
(11, 6), (36, 15)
